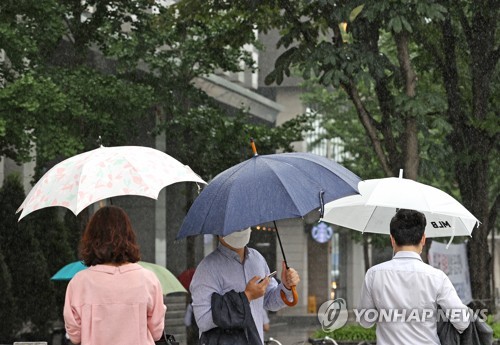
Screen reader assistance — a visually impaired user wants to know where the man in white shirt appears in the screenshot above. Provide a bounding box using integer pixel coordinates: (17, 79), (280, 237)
(358, 209), (470, 344)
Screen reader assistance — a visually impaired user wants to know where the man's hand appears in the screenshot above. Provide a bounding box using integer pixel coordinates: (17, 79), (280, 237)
(244, 276), (269, 301)
(280, 261), (300, 290)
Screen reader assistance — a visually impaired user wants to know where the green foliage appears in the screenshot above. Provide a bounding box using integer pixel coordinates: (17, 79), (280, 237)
(0, 0), (312, 193)
(0, 68), (156, 166)
(0, 0), (66, 80)
(314, 324), (377, 341)
(0, 0), (263, 170)
(160, 87), (311, 181)
(487, 315), (500, 339)
(486, 315), (500, 340)
(0, 175), (56, 341)
(24, 207), (76, 317)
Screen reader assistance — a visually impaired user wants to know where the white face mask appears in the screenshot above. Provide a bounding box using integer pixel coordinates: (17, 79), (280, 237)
(223, 228), (252, 249)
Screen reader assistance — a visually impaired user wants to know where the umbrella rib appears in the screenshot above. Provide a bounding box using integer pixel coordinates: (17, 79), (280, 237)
(260, 158), (320, 217)
(275, 154), (359, 204)
(360, 206), (380, 234)
(119, 154), (160, 196)
(206, 161), (252, 235)
(74, 149), (107, 214)
(75, 149), (157, 213)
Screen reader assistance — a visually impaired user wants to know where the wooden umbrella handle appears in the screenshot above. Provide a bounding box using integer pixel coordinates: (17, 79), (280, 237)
(250, 138), (258, 156)
(280, 285), (298, 306)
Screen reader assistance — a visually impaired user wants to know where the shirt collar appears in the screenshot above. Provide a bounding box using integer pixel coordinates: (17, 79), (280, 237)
(88, 263), (142, 274)
(217, 243), (248, 263)
(393, 251), (423, 261)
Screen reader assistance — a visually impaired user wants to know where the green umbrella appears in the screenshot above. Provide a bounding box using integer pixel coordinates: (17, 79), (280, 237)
(51, 261), (187, 295)
(137, 261), (187, 295)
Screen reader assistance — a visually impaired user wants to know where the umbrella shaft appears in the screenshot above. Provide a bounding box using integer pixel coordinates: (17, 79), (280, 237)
(274, 221), (289, 269)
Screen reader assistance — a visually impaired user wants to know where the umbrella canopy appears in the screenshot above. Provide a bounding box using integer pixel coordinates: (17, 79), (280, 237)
(51, 261), (87, 281)
(177, 144), (360, 307)
(137, 261), (187, 295)
(322, 174), (479, 238)
(177, 151), (361, 239)
(51, 261), (187, 295)
(17, 145), (206, 220)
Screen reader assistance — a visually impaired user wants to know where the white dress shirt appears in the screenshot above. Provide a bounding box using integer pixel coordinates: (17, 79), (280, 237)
(358, 251), (470, 345)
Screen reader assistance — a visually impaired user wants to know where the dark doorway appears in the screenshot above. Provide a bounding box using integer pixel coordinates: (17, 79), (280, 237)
(248, 226), (277, 273)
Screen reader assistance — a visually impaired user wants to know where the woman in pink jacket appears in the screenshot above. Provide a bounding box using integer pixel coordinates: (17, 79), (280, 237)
(64, 206), (166, 345)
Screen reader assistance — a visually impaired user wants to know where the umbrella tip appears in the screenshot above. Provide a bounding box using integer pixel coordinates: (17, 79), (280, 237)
(399, 169), (403, 178)
(97, 135), (105, 148)
(250, 138), (258, 156)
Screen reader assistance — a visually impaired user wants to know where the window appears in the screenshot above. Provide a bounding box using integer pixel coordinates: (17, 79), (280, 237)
(304, 108), (346, 163)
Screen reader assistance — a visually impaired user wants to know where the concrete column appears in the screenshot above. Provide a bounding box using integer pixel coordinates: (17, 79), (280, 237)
(337, 231), (366, 309)
(347, 238), (365, 308)
(155, 120), (167, 267)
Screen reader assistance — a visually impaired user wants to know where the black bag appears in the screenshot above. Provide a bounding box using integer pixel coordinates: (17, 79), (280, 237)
(155, 330), (179, 345)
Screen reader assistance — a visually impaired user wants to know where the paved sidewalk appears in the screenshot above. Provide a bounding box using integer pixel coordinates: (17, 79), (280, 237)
(265, 307), (321, 345)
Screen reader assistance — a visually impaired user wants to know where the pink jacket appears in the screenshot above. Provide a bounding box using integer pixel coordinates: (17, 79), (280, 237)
(64, 263), (166, 345)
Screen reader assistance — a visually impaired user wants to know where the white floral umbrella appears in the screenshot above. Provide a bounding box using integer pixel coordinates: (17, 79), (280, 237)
(322, 171), (479, 239)
(17, 146), (206, 220)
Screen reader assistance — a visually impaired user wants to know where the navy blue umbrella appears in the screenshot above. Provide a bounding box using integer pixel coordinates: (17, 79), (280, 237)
(177, 140), (361, 305)
(178, 149), (360, 238)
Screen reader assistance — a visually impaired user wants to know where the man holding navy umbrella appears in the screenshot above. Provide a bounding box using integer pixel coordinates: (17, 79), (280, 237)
(190, 227), (300, 345)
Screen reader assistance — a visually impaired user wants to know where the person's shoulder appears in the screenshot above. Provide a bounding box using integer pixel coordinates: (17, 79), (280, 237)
(67, 269), (86, 286)
(421, 262), (448, 277)
(247, 246), (260, 255)
(192, 251), (220, 276)
(66, 267), (95, 292)
(139, 266), (157, 280)
(198, 248), (221, 265)
(247, 247), (266, 260)
(71, 265), (95, 281)
(366, 260), (392, 272)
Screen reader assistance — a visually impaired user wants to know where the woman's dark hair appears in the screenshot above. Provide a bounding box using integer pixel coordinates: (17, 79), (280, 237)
(80, 206), (140, 266)
(390, 209), (427, 246)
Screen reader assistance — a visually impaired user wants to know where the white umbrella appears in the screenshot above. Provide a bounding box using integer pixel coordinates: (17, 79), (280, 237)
(322, 171), (479, 238)
(17, 145), (206, 220)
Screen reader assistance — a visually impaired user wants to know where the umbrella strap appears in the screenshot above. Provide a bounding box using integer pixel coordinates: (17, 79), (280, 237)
(319, 190), (325, 218)
(446, 220), (456, 249)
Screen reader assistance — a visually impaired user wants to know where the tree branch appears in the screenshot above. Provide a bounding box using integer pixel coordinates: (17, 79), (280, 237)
(453, 4), (474, 49)
(341, 80), (392, 176)
(355, 17), (401, 174)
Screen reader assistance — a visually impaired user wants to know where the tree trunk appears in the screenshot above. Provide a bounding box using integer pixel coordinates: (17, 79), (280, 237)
(461, 165), (491, 310)
(439, 9), (496, 311)
(394, 32), (419, 180)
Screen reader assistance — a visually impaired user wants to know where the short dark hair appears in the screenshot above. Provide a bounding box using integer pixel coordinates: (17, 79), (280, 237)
(390, 209), (426, 246)
(80, 206), (140, 266)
